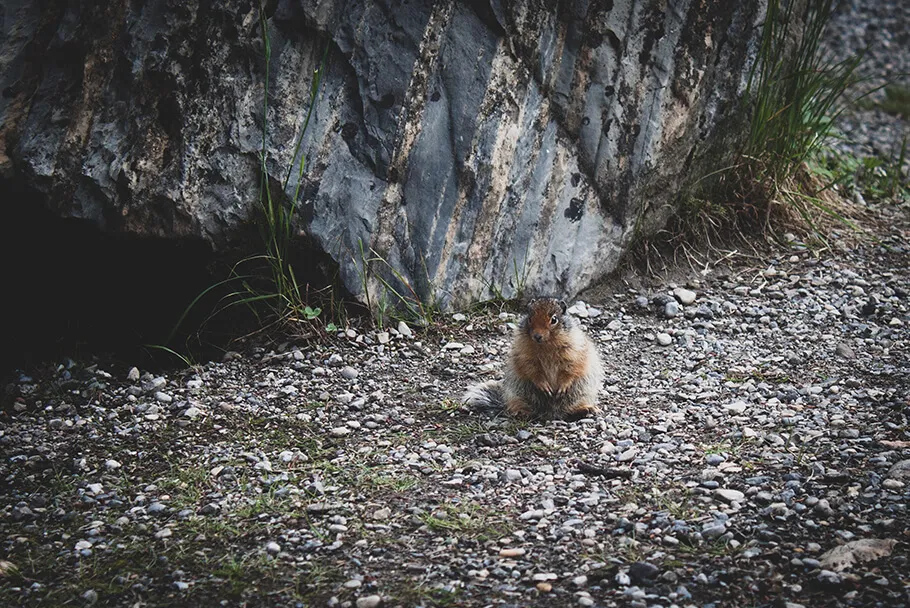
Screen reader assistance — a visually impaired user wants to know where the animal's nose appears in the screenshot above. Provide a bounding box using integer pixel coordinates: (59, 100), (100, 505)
(533, 333), (543, 343)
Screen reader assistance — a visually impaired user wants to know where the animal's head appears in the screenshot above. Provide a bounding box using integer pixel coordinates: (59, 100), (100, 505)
(522, 297), (568, 344)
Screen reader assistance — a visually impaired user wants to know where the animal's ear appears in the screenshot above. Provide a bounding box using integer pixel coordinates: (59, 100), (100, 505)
(558, 299), (567, 314)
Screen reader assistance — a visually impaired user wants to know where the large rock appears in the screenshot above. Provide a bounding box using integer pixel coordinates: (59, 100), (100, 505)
(0, 0), (763, 309)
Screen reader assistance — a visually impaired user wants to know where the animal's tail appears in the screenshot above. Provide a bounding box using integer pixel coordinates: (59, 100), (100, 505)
(462, 380), (504, 411)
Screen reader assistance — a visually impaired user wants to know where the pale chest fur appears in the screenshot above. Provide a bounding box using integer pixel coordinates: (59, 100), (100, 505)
(511, 328), (589, 387)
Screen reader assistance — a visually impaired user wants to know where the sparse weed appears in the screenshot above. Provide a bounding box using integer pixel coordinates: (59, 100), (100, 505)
(355, 238), (440, 328)
(419, 502), (511, 540)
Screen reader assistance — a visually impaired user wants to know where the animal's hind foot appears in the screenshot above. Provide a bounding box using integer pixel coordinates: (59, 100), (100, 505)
(563, 403), (598, 422)
(505, 398), (533, 419)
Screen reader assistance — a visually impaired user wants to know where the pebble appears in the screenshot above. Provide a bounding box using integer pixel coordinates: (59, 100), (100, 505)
(715, 488), (745, 503)
(835, 343), (856, 359)
(673, 287), (697, 305)
(656, 332), (672, 346)
(372, 508), (391, 521)
(355, 595), (382, 608)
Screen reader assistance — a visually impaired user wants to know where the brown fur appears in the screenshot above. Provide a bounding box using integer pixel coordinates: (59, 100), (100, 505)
(463, 297), (605, 420)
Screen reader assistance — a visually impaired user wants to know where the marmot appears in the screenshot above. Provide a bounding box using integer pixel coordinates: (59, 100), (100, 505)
(463, 297), (604, 420)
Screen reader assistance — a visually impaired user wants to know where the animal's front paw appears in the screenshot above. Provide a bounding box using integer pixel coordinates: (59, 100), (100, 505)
(555, 381), (573, 395)
(535, 380), (553, 395)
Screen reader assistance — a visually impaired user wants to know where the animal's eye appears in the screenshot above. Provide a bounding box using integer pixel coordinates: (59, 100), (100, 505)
(550, 314), (559, 325)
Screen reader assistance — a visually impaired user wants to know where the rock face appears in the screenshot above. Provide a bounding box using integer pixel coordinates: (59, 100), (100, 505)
(1, 0), (763, 309)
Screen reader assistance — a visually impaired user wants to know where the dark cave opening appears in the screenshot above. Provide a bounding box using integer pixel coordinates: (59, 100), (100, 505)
(0, 178), (345, 378)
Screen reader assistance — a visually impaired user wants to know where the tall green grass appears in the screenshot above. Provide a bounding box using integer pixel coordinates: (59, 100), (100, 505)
(258, 9), (330, 320)
(744, 0), (861, 185)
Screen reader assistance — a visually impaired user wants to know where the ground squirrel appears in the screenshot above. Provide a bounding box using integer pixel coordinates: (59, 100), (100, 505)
(463, 297), (605, 420)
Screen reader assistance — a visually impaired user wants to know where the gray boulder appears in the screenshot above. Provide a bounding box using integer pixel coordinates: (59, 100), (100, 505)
(1, 0), (763, 309)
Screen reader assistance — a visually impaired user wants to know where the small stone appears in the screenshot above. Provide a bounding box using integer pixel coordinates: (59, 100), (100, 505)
(616, 447), (638, 462)
(183, 406), (202, 419)
(656, 333), (672, 346)
(127, 367), (141, 382)
(265, 541), (281, 555)
(673, 287), (697, 305)
(499, 547), (526, 557)
(702, 523), (726, 539)
(104, 459), (121, 471)
(663, 301), (680, 318)
(715, 488), (745, 503)
(355, 595), (382, 608)
(81, 589), (98, 605)
(705, 454), (725, 466)
(377, 332), (390, 344)
(397, 321), (413, 337)
(882, 479), (904, 490)
(443, 342), (465, 350)
(723, 400), (748, 414)
(331, 427), (351, 437)
(452, 313), (467, 322)
(344, 579), (362, 589)
(536, 582), (552, 592)
(835, 343), (855, 359)
(340, 366), (359, 380)
(199, 503), (220, 515)
(154, 528), (172, 539)
(372, 507), (392, 521)
(817, 570), (841, 585)
(628, 562), (659, 583)
(887, 460), (910, 481)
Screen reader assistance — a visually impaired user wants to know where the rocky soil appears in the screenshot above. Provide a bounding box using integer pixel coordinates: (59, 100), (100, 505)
(2, 206), (909, 608)
(823, 0), (910, 166)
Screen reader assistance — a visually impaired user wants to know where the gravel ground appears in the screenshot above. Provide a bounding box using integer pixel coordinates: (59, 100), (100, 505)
(2, 205), (909, 608)
(823, 0), (910, 165)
